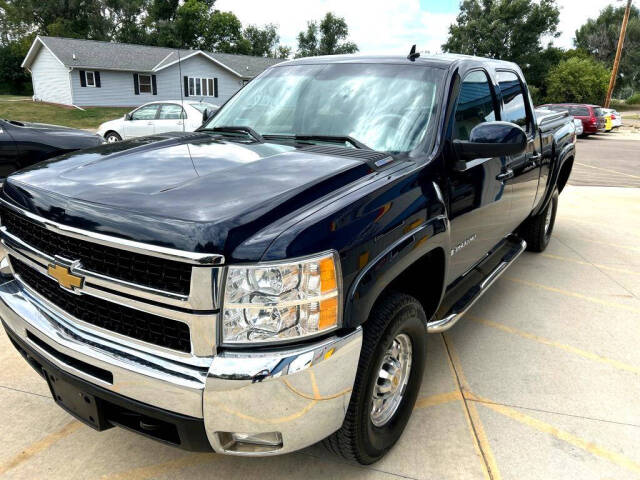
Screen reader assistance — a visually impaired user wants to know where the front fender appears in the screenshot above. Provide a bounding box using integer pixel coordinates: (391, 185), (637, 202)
(343, 212), (448, 328)
(260, 166), (450, 330)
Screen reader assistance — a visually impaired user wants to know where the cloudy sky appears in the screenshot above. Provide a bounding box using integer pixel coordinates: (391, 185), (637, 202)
(216, 0), (618, 55)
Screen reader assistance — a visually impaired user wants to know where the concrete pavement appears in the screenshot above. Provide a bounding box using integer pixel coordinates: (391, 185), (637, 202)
(571, 132), (640, 188)
(0, 142), (639, 479)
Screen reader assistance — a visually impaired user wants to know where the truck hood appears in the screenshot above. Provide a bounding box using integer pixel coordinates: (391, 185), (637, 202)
(2, 132), (371, 260)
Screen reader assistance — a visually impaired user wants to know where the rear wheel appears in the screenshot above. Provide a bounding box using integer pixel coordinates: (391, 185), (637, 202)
(520, 188), (558, 252)
(324, 293), (426, 464)
(105, 131), (121, 143)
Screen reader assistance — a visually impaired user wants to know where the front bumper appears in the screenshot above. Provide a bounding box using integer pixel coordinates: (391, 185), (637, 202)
(0, 269), (362, 455)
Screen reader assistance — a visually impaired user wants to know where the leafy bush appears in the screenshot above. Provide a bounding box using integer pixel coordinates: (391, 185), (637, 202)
(627, 93), (640, 105)
(545, 57), (610, 105)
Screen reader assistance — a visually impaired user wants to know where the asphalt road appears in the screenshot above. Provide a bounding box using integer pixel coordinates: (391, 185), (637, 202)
(0, 137), (639, 480)
(571, 132), (640, 188)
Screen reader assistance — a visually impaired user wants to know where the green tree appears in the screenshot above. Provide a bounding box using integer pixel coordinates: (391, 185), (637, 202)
(442, 0), (559, 91)
(244, 24), (279, 57)
(203, 10), (251, 54)
(545, 56), (610, 105)
(0, 0), (112, 40)
(296, 22), (319, 57)
(575, 5), (640, 98)
(318, 13), (358, 55)
(0, 36), (34, 94)
(276, 45), (292, 59)
(296, 13), (358, 57)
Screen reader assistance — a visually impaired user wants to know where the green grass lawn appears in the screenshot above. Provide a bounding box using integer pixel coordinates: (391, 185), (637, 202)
(0, 95), (130, 130)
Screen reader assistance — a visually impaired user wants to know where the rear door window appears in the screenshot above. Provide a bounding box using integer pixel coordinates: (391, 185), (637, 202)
(453, 70), (497, 140)
(158, 104), (184, 120)
(497, 71), (530, 132)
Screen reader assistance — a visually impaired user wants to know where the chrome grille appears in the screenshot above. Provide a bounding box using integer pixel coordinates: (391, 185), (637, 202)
(0, 199), (223, 360)
(12, 257), (192, 352)
(1, 205), (192, 295)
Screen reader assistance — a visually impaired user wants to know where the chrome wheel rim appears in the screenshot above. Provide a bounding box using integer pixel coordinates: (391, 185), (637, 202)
(544, 204), (553, 235)
(370, 333), (413, 427)
(106, 135), (119, 143)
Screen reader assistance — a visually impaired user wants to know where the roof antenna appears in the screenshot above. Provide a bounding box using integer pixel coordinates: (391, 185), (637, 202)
(407, 44), (420, 61)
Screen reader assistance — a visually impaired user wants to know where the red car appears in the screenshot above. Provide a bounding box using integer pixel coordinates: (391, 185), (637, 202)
(539, 103), (606, 135)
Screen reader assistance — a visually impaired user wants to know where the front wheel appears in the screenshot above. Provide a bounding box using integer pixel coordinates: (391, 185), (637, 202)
(520, 188), (558, 252)
(324, 293), (426, 464)
(104, 131), (122, 143)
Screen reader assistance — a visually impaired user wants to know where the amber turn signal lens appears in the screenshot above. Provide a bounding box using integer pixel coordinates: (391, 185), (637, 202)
(319, 297), (338, 330)
(319, 257), (337, 293)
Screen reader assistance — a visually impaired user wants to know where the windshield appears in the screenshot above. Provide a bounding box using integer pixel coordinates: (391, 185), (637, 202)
(203, 63), (445, 153)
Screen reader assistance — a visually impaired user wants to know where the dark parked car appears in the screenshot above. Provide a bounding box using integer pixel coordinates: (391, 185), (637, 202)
(0, 54), (575, 464)
(0, 119), (104, 180)
(538, 103), (605, 135)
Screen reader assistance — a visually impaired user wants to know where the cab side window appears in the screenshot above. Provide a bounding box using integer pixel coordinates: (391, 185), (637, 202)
(454, 71), (496, 140)
(497, 71), (530, 132)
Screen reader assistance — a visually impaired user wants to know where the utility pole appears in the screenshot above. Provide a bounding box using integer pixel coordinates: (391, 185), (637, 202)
(605, 0), (633, 107)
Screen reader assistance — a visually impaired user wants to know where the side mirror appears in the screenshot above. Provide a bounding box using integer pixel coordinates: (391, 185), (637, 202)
(202, 109), (209, 124)
(453, 121), (526, 163)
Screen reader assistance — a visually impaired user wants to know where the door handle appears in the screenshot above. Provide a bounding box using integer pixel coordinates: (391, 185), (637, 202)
(496, 169), (514, 181)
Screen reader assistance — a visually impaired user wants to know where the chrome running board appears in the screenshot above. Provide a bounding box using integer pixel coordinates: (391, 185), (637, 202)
(427, 235), (526, 333)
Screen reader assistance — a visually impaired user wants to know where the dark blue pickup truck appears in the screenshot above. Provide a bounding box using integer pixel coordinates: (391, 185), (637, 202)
(0, 54), (575, 464)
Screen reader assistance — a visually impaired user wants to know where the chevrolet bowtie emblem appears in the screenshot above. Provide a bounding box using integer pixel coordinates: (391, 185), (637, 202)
(47, 263), (84, 291)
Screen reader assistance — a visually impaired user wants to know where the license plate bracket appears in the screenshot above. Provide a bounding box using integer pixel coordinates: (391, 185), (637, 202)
(45, 370), (110, 430)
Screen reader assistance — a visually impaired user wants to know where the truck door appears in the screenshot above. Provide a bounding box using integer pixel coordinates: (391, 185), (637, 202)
(496, 70), (541, 231)
(447, 70), (513, 281)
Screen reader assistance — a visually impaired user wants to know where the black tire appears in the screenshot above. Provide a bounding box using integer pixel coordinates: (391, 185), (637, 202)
(324, 293), (427, 464)
(520, 188), (558, 252)
(104, 131), (122, 143)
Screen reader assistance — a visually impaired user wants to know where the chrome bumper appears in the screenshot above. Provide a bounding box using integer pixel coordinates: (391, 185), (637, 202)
(0, 267), (362, 455)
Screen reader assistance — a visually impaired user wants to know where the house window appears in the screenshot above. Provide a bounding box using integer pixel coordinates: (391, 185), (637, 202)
(86, 71), (96, 87)
(138, 74), (152, 94)
(186, 77), (218, 97)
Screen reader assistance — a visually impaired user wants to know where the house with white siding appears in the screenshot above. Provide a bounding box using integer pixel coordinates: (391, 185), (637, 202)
(21, 36), (283, 108)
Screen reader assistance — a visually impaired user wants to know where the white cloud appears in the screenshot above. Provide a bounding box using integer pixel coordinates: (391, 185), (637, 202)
(217, 0), (615, 55)
(554, 0), (611, 49)
(215, 0), (457, 55)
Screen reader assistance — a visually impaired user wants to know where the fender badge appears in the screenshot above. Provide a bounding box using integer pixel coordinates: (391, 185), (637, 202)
(450, 234), (477, 256)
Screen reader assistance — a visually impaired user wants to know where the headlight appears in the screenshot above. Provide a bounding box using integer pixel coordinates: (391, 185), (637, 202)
(222, 251), (341, 344)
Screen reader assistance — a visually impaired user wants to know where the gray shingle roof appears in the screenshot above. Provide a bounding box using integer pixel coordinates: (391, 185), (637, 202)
(28, 36), (282, 78)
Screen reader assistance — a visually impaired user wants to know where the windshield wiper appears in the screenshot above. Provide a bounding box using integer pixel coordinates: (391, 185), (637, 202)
(262, 134), (372, 150)
(203, 126), (264, 143)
